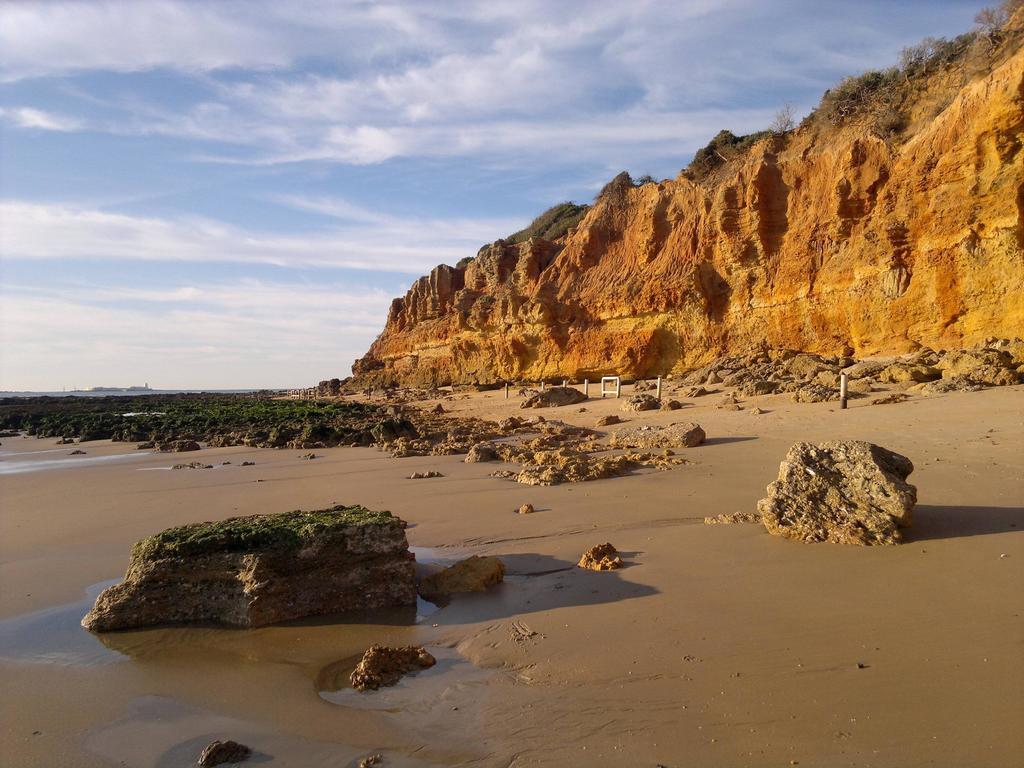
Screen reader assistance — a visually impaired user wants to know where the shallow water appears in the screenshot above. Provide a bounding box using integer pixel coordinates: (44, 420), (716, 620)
(0, 451), (152, 475)
(0, 580), (441, 672)
(0, 581), (122, 665)
(317, 646), (493, 707)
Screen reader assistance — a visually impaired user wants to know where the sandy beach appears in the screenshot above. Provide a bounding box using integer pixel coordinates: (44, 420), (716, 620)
(1, 383), (1021, 767)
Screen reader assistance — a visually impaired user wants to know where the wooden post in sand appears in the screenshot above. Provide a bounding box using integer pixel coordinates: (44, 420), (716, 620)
(583, 379), (589, 397)
(840, 373), (849, 409)
(504, 382), (509, 399)
(656, 376), (662, 400)
(540, 381), (546, 392)
(562, 379), (567, 388)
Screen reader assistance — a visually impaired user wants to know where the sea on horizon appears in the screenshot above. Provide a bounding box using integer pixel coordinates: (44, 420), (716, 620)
(0, 389), (275, 398)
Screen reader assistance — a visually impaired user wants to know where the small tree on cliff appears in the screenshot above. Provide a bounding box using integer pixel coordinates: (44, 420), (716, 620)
(769, 103), (796, 134)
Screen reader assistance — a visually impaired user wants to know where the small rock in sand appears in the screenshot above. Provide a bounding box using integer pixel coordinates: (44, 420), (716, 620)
(661, 399), (683, 411)
(69, 449), (87, 455)
(240, 461), (255, 466)
(578, 543), (624, 571)
(595, 414), (622, 427)
(299, 452), (319, 460)
(872, 392), (910, 405)
(350, 645), (436, 692)
(517, 503), (535, 515)
(418, 555), (505, 601)
(704, 511), (762, 525)
(408, 471), (443, 479)
(172, 461), (212, 470)
(359, 755), (383, 768)
(197, 739), (251, 766)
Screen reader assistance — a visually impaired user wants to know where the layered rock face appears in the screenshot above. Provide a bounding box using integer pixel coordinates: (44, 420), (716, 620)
(355, 39), (1024, 387)
(82, 506), (415, 631)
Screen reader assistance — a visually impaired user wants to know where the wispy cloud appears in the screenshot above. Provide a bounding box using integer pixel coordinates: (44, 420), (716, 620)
(0, 106), (82, 131)
(0, 200), (521, 272)
(1, 1), (977, 165)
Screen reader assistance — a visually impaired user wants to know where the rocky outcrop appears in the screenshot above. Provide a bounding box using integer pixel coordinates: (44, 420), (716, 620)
(520, 386), (588, 408)
(159, 439), (200, 452)
(350, 645), (437, 691)
(354, 30), (1024, 388)
(758, 441), (917, 545)
(82, 506), (416, 631)
(465, 442), (498, 462)
(418, 555), (505, 601)
(609, 422), (705, 450)
(621, 394), (660, 412)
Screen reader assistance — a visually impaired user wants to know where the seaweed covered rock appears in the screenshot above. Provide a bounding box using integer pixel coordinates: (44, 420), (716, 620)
(418, 555), (505, 601)
(350, 645), (436, 691)
(520, 386), (587, 409)
(758, 441), (916, 545)
(370, 417), (418, 443)
(82, 506), (415, 631)
(160, 439), (201, 452)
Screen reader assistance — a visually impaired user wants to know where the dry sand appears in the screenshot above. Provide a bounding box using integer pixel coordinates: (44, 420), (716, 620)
(1, 384), (1022, 767)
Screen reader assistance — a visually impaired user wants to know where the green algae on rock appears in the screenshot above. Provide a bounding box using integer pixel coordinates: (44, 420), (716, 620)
(83, 505), (416, 632)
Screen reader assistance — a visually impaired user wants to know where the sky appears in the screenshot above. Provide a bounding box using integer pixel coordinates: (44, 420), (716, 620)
(0, 0), (987, 391)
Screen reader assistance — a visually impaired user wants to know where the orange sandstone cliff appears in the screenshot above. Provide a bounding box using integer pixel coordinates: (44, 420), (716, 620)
(354, 24), (1024, 387)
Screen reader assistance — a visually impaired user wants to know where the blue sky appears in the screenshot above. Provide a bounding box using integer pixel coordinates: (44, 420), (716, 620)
(0, 0), (986, 390)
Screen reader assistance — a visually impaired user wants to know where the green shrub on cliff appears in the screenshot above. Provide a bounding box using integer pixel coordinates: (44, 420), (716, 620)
(505, 201), (590, 244)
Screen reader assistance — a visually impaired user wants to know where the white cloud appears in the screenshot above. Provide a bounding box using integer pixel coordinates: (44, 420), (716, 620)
(1, 0), (976, 167)
(0, 200), (521, 272)
(0, 280), (392, 390)
(0, 106), (82, 131)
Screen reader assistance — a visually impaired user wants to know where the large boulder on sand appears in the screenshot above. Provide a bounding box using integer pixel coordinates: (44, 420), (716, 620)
(521, 386), (587, 409)
(609, 422), (705, 450)
(758, 441), (916, 545)
(621, 393), (660, 412)
(82, 506), (416, 631)
(465, 442), (498, 462)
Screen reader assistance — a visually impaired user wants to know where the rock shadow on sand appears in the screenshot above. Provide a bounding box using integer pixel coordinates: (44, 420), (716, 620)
(701, 435), (759, 446)
(904, 505), (1023, 542)
(426, 552), (658, 625)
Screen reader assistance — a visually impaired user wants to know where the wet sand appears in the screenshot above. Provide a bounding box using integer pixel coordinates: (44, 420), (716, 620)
(1, 385), (1022, 767)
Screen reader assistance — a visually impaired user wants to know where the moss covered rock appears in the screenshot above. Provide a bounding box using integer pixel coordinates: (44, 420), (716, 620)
(83, 505), (415, 631)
